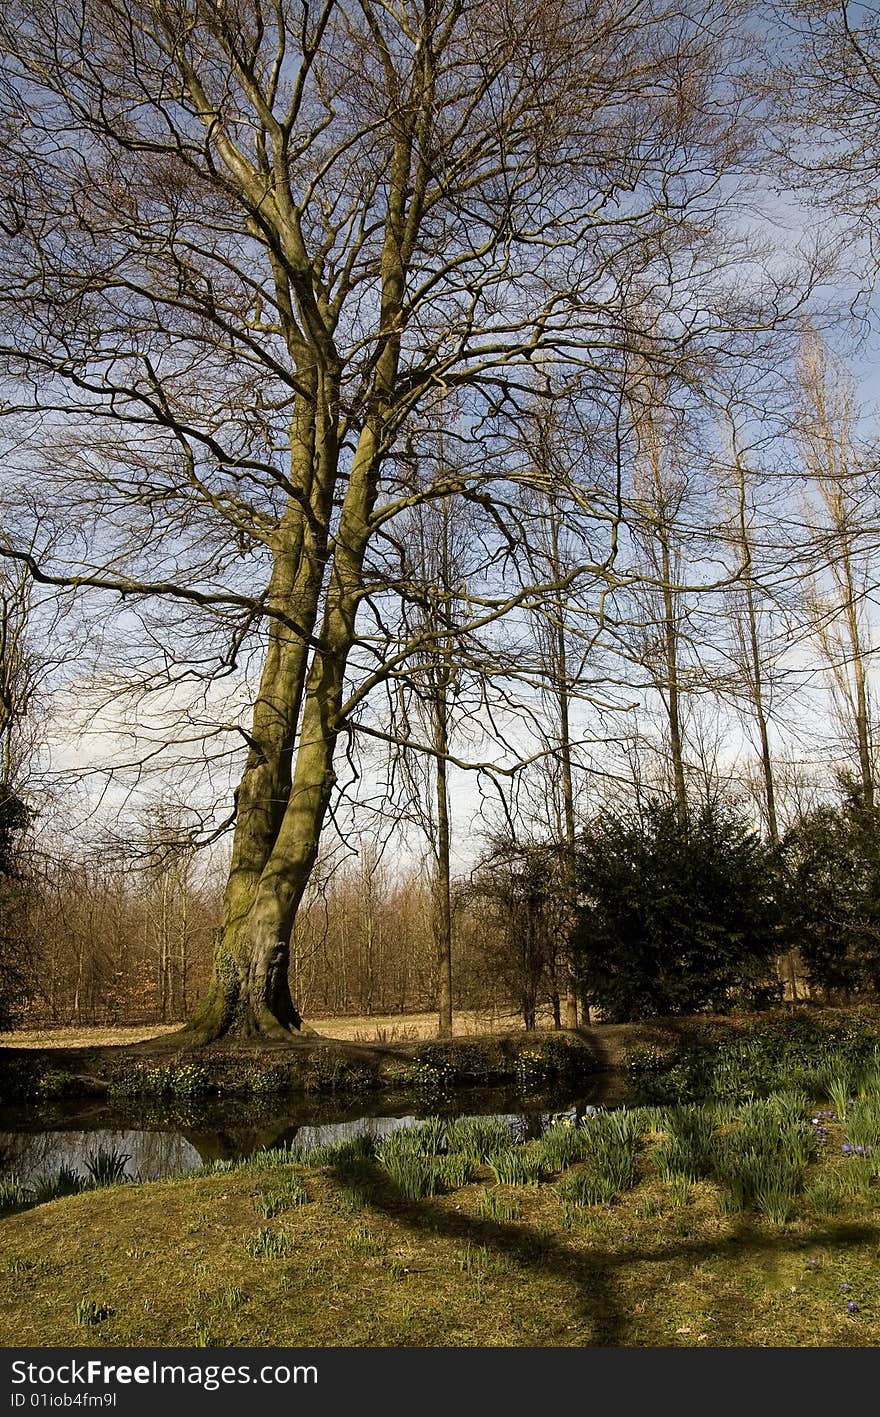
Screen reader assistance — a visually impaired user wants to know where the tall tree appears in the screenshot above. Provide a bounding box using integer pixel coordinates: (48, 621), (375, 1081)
(0, 0), (795, 1037)
(798, 333), (877, 811)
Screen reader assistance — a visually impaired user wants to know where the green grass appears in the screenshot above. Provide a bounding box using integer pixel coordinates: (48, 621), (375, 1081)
(3, 1091), (880, 1346)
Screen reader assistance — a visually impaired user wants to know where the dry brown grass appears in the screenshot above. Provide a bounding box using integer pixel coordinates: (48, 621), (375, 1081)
(313, 1006), (554, 1043)
(0, 1009), (551, 1051)
(0, 1024), (182, 1050)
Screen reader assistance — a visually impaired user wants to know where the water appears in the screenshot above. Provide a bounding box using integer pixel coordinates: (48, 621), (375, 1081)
(0, 1076), (626, 1186)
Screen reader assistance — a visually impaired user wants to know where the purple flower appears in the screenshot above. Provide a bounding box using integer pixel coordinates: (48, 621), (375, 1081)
(840, 1283), (851, 1292)
(847, 1301), (859, 1314)
(842, 1144), (853, 1153)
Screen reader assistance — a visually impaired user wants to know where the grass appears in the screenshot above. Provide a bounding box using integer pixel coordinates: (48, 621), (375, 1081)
(0, 1009), (558, 1051)
(4, 1088), (880, 1346)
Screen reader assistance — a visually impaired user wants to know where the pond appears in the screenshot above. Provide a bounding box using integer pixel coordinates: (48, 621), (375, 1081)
(0, 1074), (627, 1185)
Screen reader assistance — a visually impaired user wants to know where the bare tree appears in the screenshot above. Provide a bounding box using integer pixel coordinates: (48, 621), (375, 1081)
(772, 0), (880, 277)
(0, 0), (799, 1038)
(798, 332), (877, 810)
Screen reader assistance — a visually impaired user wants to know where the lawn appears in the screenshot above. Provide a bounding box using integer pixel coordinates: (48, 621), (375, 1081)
(2, 1093), (879, 1348)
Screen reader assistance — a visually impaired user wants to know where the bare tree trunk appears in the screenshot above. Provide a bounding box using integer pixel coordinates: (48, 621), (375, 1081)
(630, 377), (689, 822)
(732, 451), (794, 998)
(660, 536), (688, 822)
(550, 509), (581, 1029)
(434, 692), (454, 1039)
(799, 334), (876, 813)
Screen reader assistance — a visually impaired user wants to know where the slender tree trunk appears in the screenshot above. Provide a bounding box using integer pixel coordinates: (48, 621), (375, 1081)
(660, 536), (687, 822)
(363, 853), (375, 1017)
(545, 500), (581, 1028)
(178, 873), (188, 1019)
(731, 460), (796, 1001)
(434, 693), (454, 1039)
(842, 561), (874, 811)
(555, 616), (582, 1028)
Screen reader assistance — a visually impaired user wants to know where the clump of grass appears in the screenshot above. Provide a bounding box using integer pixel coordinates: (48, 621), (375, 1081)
(855, 1062), (880, 1098)
(458, 1242), (511, 1277)
(253, 1177), (309, 1218)
(667, 1174), (692, 1207)
(411, 1116), (447, 1155)
(477, 1188), (522, 1222)
(75, 1298), (114, 1326)
(343, 1224), (386, 1258)
(824, 1073), (855, 1123)
(434, 1152), (475, 1189)
(244, 1228), (292, 1260)
(238, 1146), (296, 1171)
(487, 1143), (546, 1187)
(376, 1132), (447, 1200)
(4, 1255), (38, 1273)
(0, 1177), (30, 1214)
(804, 1173), (846, 1218)
(445, 1116), (513, 1160)
(755, 1185), (795, 1225)
(85, 1145), (130, 1186)
(764, 1089), (810, 1124)
(654, 1105), (716, 1182)
(329, 1184), (366, 1214)
(636, 1105), (670, 1133)
(217, 1285), (247, 1312)
(591, 1109), (646, 1148)
(31, 1164), (87, 1205)
(291, 1134), (376, 1172)
(556, 1165), (619, 1207)
(843, 1094), (880, 1162)
(555, 1110), (642, 1207)
(379, 1121), (445, 1160)
(636, 1190), (663, 1219)
(834, 1160), (876, 1199)
(538, 1122), (594, 1173)
(714, 1112), (806, 1220)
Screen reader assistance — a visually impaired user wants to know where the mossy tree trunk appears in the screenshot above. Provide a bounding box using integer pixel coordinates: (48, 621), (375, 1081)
(187, 72), (420, 1041)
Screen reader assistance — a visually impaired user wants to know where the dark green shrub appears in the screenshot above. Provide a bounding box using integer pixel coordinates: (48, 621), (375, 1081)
(782, 790), (880, 996)
(572, 801), (781, 1022)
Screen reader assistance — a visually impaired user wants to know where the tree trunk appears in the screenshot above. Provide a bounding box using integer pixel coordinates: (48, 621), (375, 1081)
(186, 407), (387, 1039)
(434, 704), (454, 1039)
(548, 498), (581, 1028)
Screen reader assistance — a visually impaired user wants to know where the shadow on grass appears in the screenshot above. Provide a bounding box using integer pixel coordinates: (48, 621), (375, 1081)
(322, 1158), (878, 1345)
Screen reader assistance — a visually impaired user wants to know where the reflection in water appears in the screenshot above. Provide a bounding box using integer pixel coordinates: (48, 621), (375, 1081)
(0, 1080), (619, 1185)
(0, 1129), (202, 1183)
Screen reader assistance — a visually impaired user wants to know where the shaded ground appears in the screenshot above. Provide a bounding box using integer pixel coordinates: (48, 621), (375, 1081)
(3, 1004), (879, 1102)
(0, 1009), (738, 1076)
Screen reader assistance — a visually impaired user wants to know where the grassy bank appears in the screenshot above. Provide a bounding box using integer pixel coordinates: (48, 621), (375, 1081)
(3, 1082), (880, 1347)
(5, 1005), (880, 1104)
